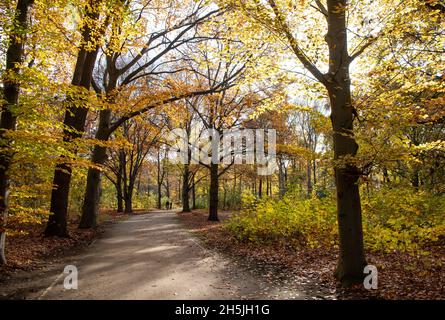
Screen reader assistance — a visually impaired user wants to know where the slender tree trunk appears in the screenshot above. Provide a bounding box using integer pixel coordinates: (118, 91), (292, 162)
(192, 178), (196, 210)
(181, 164), (191, 212)
(307, 160), (313, 196)
(223, 186), (227, 210)
(278, 158), (286, 197)
(233, 173), (237, 208)
(165, 174), (170, 199)
(78, 109), (112, 228)
(0, 0), (34, 264)
(208, 163), (219, 221)
(116, 157), (124, 212)
(116, 180), (124, 212)
(136, 172), (141, 194)
(157, 183), (162, 209)
(313, 159), (317, 187)
(327, 0), (366, 286)
(0, 192), (9, 266)
(157, 150), (162, 209)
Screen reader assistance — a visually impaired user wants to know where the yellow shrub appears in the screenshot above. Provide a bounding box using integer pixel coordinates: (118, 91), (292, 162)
(225, 187), (445, 254)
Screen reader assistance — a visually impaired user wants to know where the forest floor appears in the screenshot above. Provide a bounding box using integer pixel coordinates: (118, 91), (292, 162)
(0, 209), (135, 299)
(0, 210), (331, 300)
(178, 210), (445, 300)
(0, 209), (132, 277)
(1, 209), (442, 300)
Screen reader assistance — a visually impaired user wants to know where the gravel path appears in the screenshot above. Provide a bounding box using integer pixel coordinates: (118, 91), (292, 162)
(1, 211), (330, 300)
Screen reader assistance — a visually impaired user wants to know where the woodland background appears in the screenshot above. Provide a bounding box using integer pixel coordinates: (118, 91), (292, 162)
(0, 0), (444, 299)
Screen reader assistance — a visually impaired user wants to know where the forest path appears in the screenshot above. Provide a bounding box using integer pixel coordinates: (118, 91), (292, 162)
(27, 210), (312, 300)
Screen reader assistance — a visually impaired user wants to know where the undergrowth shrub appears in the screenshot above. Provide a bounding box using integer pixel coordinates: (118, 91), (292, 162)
(225, 186), (445, 254)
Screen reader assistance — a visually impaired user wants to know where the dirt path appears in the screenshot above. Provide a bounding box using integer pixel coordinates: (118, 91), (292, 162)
(1, 211), (329, 300)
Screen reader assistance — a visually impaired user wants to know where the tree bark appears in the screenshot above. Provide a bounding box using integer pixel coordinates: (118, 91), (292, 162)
(116, 157), (124, 212)
(208, 163), (219, 221)
(45, 7), (101, 236)
(0, 0), (34, 264)
(192, 178), (196, 210)
(78, 109), (112, 228)
(181, 164), (191, 212)
(307, 160), (313, 196)
(326, 0), (366, 286)
(157, 150), (162, 209)
(278, 158), (286, 197)
(124, 188), (133, 213)
(313, 159), (317, 187)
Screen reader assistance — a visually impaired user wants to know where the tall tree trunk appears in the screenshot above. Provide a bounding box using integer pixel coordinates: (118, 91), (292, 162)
(157, 183), (162, 209)
(278, 158), (286, 197)
(156, 150), (162, 209)
(327, 0), (366, 286)
(182, 164), (191, 212)
(116, 155), (124, 212)
(223, 184), (227, 210)
(78, 145), (106, 228)
(45, 9), (101, 236)
(313, 159), (317, 187)
(78, 109), (112, 228)
(116, 179), (124, 212)
(208, 163), (219, 221)
(178, 177), (181, 203)
(192, 178), (196, 210)
(233, 173), (237, 208)
(307, 160), (313, 196)
(0, 0), (34, 264)
(124, 187), (133, 213)
(165, 174), (170, 199)
(0, 194), (7, 265)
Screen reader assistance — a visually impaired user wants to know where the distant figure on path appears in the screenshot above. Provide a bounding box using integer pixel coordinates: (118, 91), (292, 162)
(165, 201), (170, 210)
